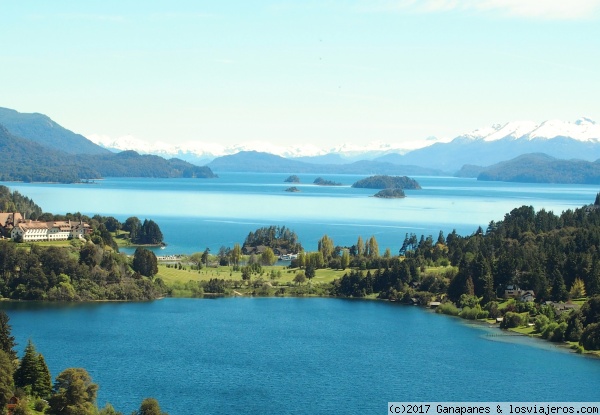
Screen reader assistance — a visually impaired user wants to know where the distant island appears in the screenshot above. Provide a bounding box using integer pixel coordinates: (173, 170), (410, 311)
(314, 177), (342, 186)
(284, 175), (300, 183)
(352, 175), (421, 190)
(285, 186), (300, 192)
(373, 188), (406, 198)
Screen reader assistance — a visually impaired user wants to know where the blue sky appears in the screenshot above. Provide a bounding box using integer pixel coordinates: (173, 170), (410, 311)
(2, 0), (600, 152)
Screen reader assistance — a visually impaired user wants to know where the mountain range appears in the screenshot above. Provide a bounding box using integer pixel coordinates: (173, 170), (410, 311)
(0, 107), (216, 182)
(90, 117), (600, 174)
(3, 105), (600, 184)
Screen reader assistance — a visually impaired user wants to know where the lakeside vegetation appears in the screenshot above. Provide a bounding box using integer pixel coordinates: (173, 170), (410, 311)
(0, 311), (168, 414)
(2, 185), (600, 354)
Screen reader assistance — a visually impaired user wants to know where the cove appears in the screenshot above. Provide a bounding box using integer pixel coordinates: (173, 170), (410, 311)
(2, 298), (600, 415)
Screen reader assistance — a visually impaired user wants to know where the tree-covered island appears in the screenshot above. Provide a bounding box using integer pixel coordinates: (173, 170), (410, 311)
(284, 175), (300, 183)
(313, 177), (342, 186)
(373, 188), (406, 198)
(351, 175), (421, 190)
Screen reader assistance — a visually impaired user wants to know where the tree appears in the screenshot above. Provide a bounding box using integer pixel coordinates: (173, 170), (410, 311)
(260, 247), (277, 266)
(0, 350), (14, 410)
(133, 398), (168, 415)
(123, 217), (141, 241)
(0, 310), (17, 362)
(305, 265), (316, 280)
(201, 248), (210, 268)
(138, 219), (164, 245)
(340, 249), (350, 270)
(367, 236), (379, 258)
(294, 272), (306, 285)
(99, 403), (123, 415)
(570, 278), (587, 299)
(356, 236), (364, 257)
(15, 340), (52, 398)
(230, 243), (242, 267)
(132, 248), (158, 277)
(318, 235), (334, 260)
(48, 368), (98, 415)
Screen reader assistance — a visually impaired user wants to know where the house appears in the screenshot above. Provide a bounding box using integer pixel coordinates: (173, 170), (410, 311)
(505, 285), (535, 301)
(504, 285), (521, 298)
(428, 301), (441, 308)
(10, 218), (91, 242)
(520, 291), (535, 302)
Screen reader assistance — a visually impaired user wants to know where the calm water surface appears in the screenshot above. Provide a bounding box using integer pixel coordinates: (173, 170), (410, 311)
(2, 298), (600, 414)
(5, 174), (599, 255)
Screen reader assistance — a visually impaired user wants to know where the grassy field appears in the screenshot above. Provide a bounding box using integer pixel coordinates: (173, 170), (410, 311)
(155, 263), (347, 286)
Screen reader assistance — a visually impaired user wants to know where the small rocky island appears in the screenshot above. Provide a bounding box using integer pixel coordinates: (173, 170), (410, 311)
(285, 186), (300, 192)
(314, 177), (342, 186)
(373, 188), (406, 198)
(284, 175), (300, 183)
(352, 175), (421, 189)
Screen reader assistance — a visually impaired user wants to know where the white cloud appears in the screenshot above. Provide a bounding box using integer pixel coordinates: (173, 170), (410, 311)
(360, 0), (600, 19)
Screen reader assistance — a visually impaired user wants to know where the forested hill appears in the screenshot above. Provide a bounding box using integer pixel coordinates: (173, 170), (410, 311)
(0, 107), (109, 155)
(468, 153), (600, 184)
(0, 185), (42, 219)
(0, 124), (216, 182)
(0, 124), (101, 183)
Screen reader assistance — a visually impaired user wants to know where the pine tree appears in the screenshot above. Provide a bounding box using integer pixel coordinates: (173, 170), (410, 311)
(0, 311), (17, 363)
(14, 339), (52, 398)
(0, 350), (14, 410)
(15, 340), (38, 390)
(34, 353), (52, 399)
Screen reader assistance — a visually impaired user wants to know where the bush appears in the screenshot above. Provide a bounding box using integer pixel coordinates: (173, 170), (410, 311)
(534, 314), (550, 333)
(500, 312), (528, 329)
(437, 302), (459, 316)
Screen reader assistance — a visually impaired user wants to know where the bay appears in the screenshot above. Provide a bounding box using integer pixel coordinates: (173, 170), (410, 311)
(2, 298), (600, 415)
(5, 173), (598, 255)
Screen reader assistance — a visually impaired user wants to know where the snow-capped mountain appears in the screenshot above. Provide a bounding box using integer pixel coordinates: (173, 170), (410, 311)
(392, 117), (600, 173)
(461, 117), (600, 143)
(88, 117), (600, 171)
(87, 134), (431, 163)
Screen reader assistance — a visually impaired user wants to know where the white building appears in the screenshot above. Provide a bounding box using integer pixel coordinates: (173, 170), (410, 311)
(10, 219), (91, 242)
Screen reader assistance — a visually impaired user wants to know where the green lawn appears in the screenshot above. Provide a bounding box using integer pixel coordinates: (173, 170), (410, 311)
(156, 263), (347, 286)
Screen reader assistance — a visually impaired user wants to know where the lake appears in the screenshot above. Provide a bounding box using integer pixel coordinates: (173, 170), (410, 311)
(5, 173), (599, 256)
(2, 298), (600, 415)
(3, 175), (600, 413)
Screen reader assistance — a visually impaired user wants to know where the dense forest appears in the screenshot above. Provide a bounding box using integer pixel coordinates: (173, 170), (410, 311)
(321, 196), (600, 350)
(0, 186), (42, 220)
(0, 124), (216, 183)
(351, 175), (422, 190)
(476, 153), (600, 184)
(0, 188), (168, 301)
(0, 311), (168, 414)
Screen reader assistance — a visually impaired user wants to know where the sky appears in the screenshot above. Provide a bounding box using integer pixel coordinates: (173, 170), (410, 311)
(2, 0), (600, 154)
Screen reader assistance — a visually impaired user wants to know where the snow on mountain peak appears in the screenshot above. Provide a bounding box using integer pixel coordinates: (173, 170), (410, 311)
(462, 118), (600, 143)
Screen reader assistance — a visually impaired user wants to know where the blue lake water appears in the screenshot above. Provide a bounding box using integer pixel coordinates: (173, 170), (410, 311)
(2, 298), (600, 415)
(3, 176), (600, 413)
(5, 174), (599, 255)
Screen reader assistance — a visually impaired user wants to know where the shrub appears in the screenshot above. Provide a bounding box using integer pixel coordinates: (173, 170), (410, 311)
(437, 302), (459, 316)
